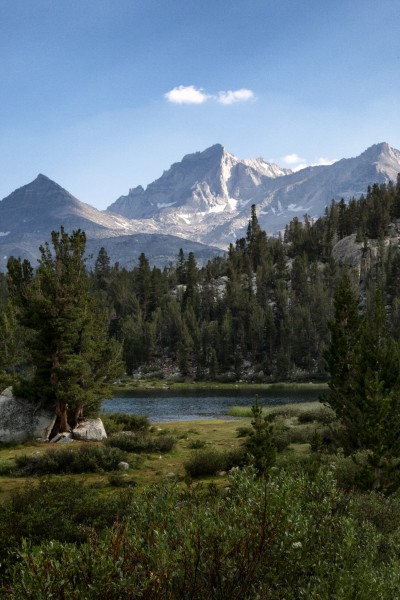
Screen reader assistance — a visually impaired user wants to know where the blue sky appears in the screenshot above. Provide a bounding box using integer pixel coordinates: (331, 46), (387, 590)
(1, 0), (399, 210)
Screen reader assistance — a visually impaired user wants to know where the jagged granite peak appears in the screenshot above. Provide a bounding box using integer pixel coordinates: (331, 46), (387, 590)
(107, 144), (292, 221)
(107, 142), (400, 248)
(182, 143), (225, 161)
(242, 157), (292, 179)
(356, 142), (400, 174)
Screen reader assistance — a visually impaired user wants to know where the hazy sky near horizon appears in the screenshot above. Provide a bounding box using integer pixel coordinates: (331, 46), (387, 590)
(1, 0), (399, 209)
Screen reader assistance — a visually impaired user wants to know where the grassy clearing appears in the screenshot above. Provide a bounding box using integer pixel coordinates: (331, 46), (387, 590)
(0, 419), (249, 496)
(0, 401), (333, 497)
(228, 400), (324, 418)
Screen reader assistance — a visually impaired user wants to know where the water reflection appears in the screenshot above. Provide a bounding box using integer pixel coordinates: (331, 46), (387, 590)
(102, 388), (322, 422)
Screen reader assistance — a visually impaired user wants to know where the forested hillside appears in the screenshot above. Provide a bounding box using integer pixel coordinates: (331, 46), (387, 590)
(1, 176), (400, 386)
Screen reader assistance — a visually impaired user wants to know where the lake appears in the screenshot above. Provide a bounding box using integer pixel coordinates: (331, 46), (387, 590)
(101, 387), (323, 422)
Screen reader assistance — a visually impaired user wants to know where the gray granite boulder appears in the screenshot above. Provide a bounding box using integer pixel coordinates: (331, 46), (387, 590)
(72, 418), (107, 441)
(0, 387), (56, 443)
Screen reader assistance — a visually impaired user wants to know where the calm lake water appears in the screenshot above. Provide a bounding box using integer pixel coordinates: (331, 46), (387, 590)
(101, 388), (323, 422)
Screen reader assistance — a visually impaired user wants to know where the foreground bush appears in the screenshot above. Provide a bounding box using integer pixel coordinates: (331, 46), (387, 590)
(184, 446), (246, 477)
(0, 478), (135, 583)
(14, 445), (126, 475)
(101, 412), (150, 435)
(5, 467), (400, 599)
(297, 407), (336, 425)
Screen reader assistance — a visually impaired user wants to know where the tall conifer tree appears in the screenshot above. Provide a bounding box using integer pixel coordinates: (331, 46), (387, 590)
(7, 228), (123, 432)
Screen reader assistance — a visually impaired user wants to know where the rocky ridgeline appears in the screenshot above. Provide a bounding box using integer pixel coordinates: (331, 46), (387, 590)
(1, 142), (399, 270)
(107, 142), (400, 247)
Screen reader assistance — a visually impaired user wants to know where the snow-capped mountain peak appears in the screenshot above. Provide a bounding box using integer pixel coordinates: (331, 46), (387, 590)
(107, 142), (400, 248)
(107, 144), (294, 222)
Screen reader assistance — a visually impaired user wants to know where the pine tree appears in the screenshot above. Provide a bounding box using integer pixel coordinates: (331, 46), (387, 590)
(323, 275), (400, 491)
(0, 301), (29, 388)
(245, 395), (276, 478)
(7, 228), (123, 433)
(176, 248), (186, 284)
(135, 253), (152, 320)
(323, 271), (361, 424)
(94, 246), (111, 290)
(182, 252), (198, 309)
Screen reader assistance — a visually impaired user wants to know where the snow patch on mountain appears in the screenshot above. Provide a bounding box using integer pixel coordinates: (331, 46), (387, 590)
(287, 204), (311, 212)
(157, 201), (177, 209)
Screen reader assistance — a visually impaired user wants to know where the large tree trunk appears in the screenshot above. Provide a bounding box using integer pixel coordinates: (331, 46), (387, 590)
(72, 406), (83, 429)
(56, 399), (68, 432)
(51, 358), (69, 432)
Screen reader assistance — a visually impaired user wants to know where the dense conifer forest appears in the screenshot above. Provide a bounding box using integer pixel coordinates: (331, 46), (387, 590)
(1, 176), (400, 387)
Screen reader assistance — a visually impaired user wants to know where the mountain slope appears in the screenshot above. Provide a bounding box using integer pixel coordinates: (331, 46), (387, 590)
(107, 142), (400, 247)
(0, 174), (142, 237)
(0, 175), (222, 271)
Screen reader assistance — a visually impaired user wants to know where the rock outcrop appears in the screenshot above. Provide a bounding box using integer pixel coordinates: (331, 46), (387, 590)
(0, 387), (56, 443)
(72, 418), (107, 441)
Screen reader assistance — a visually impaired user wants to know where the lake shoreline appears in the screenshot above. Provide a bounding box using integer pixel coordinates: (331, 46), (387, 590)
(112, 380), (328, 394)
(103, 385), (326, 422)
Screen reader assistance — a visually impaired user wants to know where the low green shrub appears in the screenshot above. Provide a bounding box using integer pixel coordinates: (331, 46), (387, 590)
(6, 468), (400, 599)
(101, 412), (150, 435)
(236, 426), (253, 438)
(0, 463), (13, 475)
(353, 490), (400, 535)
(269, 405), (303, 419)
(274, 431), (292, 453)
(327, 451), (381, 492)
(187, 439), (206, 449)
(184, 446), (245, 478)
(106, 432), (176, 454)
(225, 446), (247, 470)
(107, 472), (136, 488)
(285, 424), (318, 445)
(0, 478), (135, 583)
(184, 448), (228, 477)
(153, 434), (176, 453)
(274, 424), (331, 450)
(14, 445), (126, 476)
(297, 407), (336, 425)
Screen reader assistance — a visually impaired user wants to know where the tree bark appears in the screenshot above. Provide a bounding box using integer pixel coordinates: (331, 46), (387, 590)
(56, 399), (68, 433)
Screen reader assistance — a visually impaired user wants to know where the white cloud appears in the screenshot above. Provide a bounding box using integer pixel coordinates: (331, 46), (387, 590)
(283, 153), (305, 165)
(217, 88), (255, 105)
(281, 153), (336, 172)
(312, 157), (336, 166)
(164, 85), (210, 104)
(292, 163), (308, 172)
(164, 85), (255, 106)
